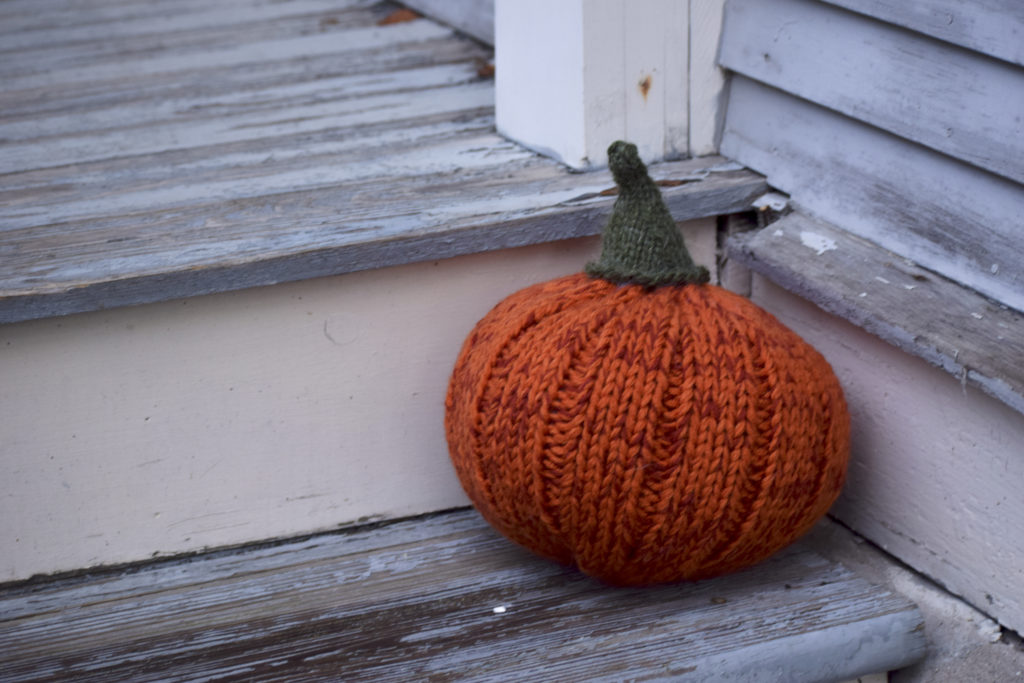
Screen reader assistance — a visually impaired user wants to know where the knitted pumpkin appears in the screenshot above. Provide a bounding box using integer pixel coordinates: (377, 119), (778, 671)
(445, 141), (850, 585)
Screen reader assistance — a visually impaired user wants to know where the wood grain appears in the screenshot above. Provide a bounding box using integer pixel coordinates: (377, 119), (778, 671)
(401, 0), (494, 45)
(728, 212), (1024, 415)
(721, 75), (1024, 313)
(823, 0), (1024, 68)
(720, 0), (1024, 184)
(0, 0), (764, 324)
(495, 0), (691, 168)
(687, 0), (727, 156)
(0, 0), (383, 56)
(0, 509), (926, 681)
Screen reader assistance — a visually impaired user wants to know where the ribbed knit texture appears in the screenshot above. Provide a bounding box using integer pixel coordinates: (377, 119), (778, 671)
(444, 141), (850, 586)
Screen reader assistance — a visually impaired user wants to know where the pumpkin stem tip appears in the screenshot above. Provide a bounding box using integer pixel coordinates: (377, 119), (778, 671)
(585, 140), (710, 287)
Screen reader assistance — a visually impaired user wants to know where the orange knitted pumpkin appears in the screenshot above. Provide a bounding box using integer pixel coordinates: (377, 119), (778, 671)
(445, 141), (849, 585)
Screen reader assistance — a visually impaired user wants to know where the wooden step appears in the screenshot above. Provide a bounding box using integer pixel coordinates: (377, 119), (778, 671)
(0, 509), (925, 682)
(727, 211), (1024, 415)
(0, 0), (764, 324)
(726, 211), (1024, 636)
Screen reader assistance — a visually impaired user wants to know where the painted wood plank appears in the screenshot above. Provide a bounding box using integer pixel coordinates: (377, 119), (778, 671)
(0, 73), (496, 175)
(823, 0), (1024, 68)
(1, 20), (454, 90)
(0, 223), (701, 582)
(1, 116), (501, 230)
(688, 0), (727, 156)
(0, 35), (490, 119)
(623, 0), (688, 159)
(402, 0), (494, 44)
(0, 61), (486, 144)
(495, 0), (690, 168)
(0, 156), (764, 323)
(0, 11), (393, 89)
(720, 0), (1024, 184)
(0, 0), (366, 34)
(720, 75), (1024, 313)
(0, 509), (926, 681)
(728, 212), (1024, 414)
(0, 0), (763, 323)
(0, 0), (379, 52)
(0, 236), (619, 581)
(746, 275), (1024, 637)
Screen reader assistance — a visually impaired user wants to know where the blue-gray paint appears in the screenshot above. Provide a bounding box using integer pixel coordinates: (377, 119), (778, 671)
(0, 509), (927, 681)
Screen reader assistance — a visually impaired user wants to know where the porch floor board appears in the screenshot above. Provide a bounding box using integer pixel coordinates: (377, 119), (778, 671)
(0, 0), (765, 324)
(0, 509), (926, 682)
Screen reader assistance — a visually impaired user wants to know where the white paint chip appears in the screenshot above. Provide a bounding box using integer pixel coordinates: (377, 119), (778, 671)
(753, 191), (789, 212)
(799, 231), (837, 255)
(972, 312), (984, 320)
(709, 160), (746, 173)
(874, 276), (891, 284)
(492, 605), (507, 614)
(773, 229), (784, 237)
(858, 292), (868, 298)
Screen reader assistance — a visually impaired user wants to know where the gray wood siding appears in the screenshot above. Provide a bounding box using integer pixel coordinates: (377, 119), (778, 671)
(823, 0), (1024, 67)
(720, 0), (1024, 312)
(721, 76), (1024, 312)
(720, 0), (1024, 184)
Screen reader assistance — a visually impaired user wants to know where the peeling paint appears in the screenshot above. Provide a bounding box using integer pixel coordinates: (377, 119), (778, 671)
(754, 192), (789, 212)
(799, 231), (837, 255)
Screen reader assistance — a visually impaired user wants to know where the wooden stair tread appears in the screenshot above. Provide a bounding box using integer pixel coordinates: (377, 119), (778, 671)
(0, 0), (765, 324)
(728, 212), (1024, 415)
(0, 509), (926, 681)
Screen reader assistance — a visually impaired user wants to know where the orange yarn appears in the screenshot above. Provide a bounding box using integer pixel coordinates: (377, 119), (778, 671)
(445, 273), (850, 585)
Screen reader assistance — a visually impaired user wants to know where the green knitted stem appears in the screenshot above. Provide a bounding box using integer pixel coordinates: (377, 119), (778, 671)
(585, 140), (710, 287)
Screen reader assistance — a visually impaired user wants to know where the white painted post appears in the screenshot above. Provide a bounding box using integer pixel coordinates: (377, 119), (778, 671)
(495, 0), (691, 169)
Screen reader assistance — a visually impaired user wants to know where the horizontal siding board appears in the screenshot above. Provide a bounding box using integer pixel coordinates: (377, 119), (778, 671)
(720, 0), (1024, 184)
(0, 510), (925, 681)
(728, 212), (1024, 415)
(720, 75), (1024, 313)
(822, 0), (1024, 68)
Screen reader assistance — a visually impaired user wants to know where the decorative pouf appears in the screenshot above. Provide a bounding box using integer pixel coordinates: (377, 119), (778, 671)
(445, 141), (850, 585)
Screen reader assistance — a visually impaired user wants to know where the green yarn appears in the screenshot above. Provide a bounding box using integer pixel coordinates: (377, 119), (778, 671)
(585, 140), (710, 287)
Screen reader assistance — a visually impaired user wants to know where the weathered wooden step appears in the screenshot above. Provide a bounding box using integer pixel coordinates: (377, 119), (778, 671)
(0, 509), (926, 682)
(727, 211), (1024, 416)
(0, 0), (765, 324)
